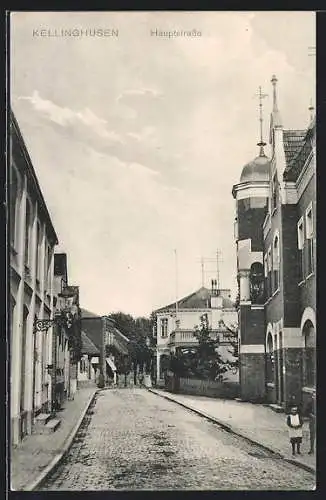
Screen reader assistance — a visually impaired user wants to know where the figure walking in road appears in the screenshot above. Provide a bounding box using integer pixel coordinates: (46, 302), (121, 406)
(307, 393), (316, 454)
(287, 406), (303, 456)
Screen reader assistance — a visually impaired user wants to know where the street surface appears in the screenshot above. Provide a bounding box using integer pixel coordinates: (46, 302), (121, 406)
(41, 388), (315, 491)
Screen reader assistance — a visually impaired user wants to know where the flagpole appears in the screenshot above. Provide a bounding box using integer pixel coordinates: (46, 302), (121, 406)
(174, 249), (179, 325)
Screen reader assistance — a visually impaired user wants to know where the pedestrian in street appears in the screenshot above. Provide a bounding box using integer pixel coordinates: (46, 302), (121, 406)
(286, 406), (303, 456)
(307, 394), (316, 454)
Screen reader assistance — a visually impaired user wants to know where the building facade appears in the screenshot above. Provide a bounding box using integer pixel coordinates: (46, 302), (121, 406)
(232, 76), (316, 410)
(10, 111), (58, 444)
(153, 284), (238, 384)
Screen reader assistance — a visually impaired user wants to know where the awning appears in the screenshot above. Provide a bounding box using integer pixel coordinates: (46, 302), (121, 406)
(106, 357), (117, 372)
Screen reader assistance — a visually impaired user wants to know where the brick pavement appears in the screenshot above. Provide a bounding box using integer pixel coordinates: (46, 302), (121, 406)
(41, 388), (314, 490)
(149, 389), (316, 473)
(10, 382), (97, 491)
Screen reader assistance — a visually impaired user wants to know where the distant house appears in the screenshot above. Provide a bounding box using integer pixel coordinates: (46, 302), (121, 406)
(80, 309), (130, 379)
(152, 283), (238, 384)
(77, 331), (100, 383)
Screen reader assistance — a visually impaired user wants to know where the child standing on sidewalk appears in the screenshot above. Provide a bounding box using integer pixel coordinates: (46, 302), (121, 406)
(286, 406), (304, 455)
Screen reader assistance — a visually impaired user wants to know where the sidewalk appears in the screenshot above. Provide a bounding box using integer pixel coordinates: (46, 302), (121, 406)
(10, 383), (97, 491)
(149, 389), (316, 474)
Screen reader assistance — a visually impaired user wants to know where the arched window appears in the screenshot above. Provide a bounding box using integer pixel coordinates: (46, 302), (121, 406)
(273, 234), (280, 292)
(250, 262), (265, 304)
(302, 320), (316, 388)
(24, 199), (32, 267)
(10, 167), (19, 246)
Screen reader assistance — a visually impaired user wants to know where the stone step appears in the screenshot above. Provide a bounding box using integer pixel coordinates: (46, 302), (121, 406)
(42, 418), (61, 434)
(35, 413), (52, 426)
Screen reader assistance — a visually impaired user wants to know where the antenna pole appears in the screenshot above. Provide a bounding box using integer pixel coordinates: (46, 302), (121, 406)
(174, 249), (179, 322)
(201, 257), (205, 287)
(216, 250), (220, 290)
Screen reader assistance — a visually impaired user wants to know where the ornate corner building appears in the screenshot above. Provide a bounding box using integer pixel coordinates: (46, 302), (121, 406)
(232, 77), (316, 411)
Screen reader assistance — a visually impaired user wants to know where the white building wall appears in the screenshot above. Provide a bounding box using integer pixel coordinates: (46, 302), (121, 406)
(10, 144), (57, 445)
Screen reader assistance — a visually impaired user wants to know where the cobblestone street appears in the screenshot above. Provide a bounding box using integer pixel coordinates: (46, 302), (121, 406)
(41, 388), (315, 491)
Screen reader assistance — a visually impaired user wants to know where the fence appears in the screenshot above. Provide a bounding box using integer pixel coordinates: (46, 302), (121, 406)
(176, 377), (240, 399)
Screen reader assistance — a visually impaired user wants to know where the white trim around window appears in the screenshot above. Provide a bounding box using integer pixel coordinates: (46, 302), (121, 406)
(305, 201), (314, 239)
(297, 216), (304, 250)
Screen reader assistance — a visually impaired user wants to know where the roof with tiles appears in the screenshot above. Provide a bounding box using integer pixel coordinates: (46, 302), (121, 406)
(81, 330), (100, 355)
(283, 129), (307, 168)
(80, 308), (130, 355)
(154, 287), (235, 313)
(283, 124), (314, 182)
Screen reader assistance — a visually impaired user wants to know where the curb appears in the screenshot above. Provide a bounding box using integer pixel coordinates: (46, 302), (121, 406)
(24, 389), (98, 491)
(148, 388), (315, 475)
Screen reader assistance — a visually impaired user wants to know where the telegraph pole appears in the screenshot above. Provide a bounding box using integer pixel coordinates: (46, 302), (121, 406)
(174, 249), (179, 328)
(216, 249), (221, 290)
(201, 257), (205, 287)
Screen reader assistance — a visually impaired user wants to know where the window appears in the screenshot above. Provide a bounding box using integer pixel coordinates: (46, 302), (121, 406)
(160, 318), (168, 338)
(45, 244), (52, 291)
(273, 234), (280, 292)
(306, 205), (314, 275)
(20, 306), (29, 411)
(24, 199), (32, 267)
(264, 254), (268, 298)
(297, 218), (304, 282)
(10, 167), (18, 247)
(36, 222), (41, 281)
(272, 173), (278, 212)
(267, 247), (272, 298)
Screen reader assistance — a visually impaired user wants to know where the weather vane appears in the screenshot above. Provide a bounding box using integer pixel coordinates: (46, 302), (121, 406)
(254, 86), (268, 155)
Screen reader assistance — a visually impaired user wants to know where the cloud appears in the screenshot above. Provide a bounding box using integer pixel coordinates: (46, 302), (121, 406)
(11, 11), (315, 315)
(18, 91), (123, 143)
(116, 87), (163, 103)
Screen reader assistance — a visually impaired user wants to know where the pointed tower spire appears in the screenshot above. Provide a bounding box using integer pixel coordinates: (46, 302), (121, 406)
(271, 75), (282, 127)
(256, 86), (268, 156)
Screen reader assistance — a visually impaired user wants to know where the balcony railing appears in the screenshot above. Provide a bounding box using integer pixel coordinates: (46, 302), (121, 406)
(168, 329), (237, 347)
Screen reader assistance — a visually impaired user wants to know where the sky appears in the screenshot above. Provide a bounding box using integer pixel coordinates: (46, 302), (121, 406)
(10, 11), (316, 317)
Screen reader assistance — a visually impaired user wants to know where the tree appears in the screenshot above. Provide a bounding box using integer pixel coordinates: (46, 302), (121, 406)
(170, 316), (238, 382)
(108, 311), (155, 382)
